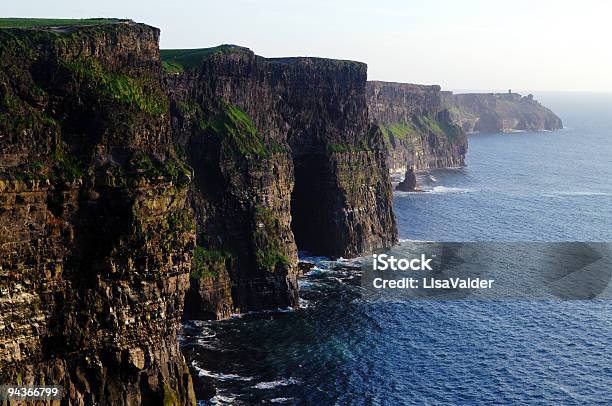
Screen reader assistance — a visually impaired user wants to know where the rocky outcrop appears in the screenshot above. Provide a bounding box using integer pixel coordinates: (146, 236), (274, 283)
(442, 92), (563, 133)
(396, 167), (418, 192)
(166, 47), (397, 319)
(366, 81), (468, 174)
(0, 21), (195, 404)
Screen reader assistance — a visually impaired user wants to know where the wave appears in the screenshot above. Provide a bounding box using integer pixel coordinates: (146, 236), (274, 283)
(251, 377), (299, 390)
(545, 191), (612, 197)
(393, 190), (426, 196)
(208, 394), (237, 405)
(432, 186), (475, 194)
(298, 252), (330, 263)
(394, 186), (475, 195)
(399, 238), (433, 243)
(191, 361), (254, 382)
(231, 307), (295, 318)
(270, 398), (295, 404)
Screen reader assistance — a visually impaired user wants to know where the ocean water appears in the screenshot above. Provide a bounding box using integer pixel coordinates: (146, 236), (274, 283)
(181, 93), (612, 405)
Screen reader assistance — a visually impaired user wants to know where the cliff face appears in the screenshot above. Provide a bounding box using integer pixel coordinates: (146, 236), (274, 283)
(1, 22), (399, 401)
(0, 21), (195, 405)
(366, 81), (468, 173)
(443, 92), (563, 133)
(167, 48), (397, 320)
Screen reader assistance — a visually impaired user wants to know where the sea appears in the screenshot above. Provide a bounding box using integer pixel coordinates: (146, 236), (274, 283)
(181, 92), (612, 405)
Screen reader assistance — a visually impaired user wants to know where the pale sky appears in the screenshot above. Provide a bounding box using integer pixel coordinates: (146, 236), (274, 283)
(3, 0), (612, 92)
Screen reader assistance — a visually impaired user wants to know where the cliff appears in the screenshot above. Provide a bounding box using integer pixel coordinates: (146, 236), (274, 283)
(442, 92), (563, 133)
(165, 47), (397, 320)
(366, 81), (468, 173)
(0, 20), (195, 404)
(0, 20), (399, 403)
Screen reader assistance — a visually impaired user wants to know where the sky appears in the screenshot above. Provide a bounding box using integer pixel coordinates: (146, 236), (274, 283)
(2, 0), (612, 92)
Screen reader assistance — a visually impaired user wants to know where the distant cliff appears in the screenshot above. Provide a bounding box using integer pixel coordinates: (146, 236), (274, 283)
(442, 92), (563, 133)
(367, 81), (468, 173)
(166, 47), (397, 321)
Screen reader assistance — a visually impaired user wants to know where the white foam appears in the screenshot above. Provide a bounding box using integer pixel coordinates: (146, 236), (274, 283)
(298, 253), (330, 263)
(270, 398), (295, 403)
(546, 191), (612, 197)
(432, 186), (474, 194)
(191, 361), (254, 382)
(251, 377), (299, 390)
(393, 190), (426, 196)
(398, 238), (432, 243)
(209, 394), (237, 404)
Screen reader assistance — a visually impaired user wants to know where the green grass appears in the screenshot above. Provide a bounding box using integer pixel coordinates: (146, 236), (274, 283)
(253, 207), (290, 271)
(380, 116), (463, 146)
(161, 60), (184, 74)
(160, 45), (248, 73)
(205, 102), (287, 158)
(162, 383), (179, 406)
(62, 57), (168, 116)
(190, 246), (231, 279)
(0, 18), (121, 28)
(130, 152), (191, 182)
(51, 143), (82, 182)
(417, 115), (460, 138)
(380, 121), (417, 142)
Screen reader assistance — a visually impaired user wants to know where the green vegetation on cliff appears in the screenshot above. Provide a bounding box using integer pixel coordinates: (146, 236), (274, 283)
(379, 121), (417, 142)
(160, 45), (249, 73)
(381, 116), (462, 144)
(253, 207), (290, 271)
(0, 18), (120, 28)
(190, 246), (232, 279)
(51, 142), (83, 181)
(416, 115), (462, 140)
(0, 91), (57, 140)
(129, 152), (191, 183)
(199, 102), (286, 158)
(61, 57), (168, 116)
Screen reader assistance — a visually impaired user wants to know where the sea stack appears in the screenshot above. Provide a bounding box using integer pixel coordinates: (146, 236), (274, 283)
(396, 166), (419, 191)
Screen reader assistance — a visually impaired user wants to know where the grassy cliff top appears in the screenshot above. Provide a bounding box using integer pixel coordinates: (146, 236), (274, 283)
(268, 56), (364, 68)
(0, 18), (129, 28)
(160, 45), (251, 73)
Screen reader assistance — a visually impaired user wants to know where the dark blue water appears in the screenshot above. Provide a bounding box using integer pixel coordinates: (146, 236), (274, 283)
(182, 93), (612, 405)
(395, 92), (612, 242)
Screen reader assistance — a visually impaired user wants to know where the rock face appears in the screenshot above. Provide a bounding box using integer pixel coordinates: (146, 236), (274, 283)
(366, 81), (468, 174)
(0, 22), (399, 402)
(442, 92), (563, 133)
(0, 21), (195, 405)
(167, 47), (397, 319)
(396, 167), (418, 192)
